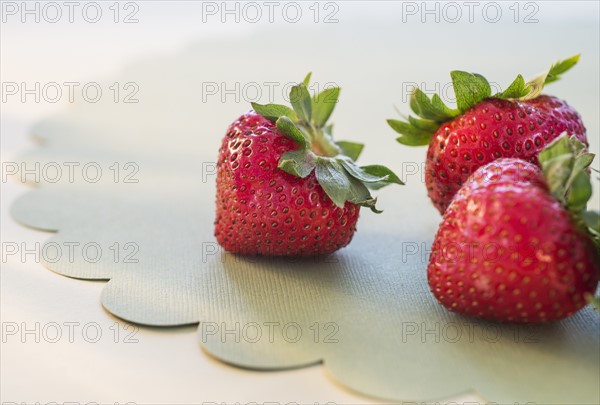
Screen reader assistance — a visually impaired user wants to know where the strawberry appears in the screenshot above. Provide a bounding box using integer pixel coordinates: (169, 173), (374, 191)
(215, 74), (402, 256)
(428, 135), (600, 323)
(388, 55), (587, 214)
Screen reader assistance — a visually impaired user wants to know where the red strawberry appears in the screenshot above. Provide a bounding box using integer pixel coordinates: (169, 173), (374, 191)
(428, 135), (600, 323)
(389, 55), (587, 214)
(215, 74), (402, 256)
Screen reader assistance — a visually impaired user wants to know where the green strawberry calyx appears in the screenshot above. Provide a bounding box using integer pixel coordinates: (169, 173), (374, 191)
(538, 133), (600, 311)
(388, 54), (581, 146)
(252, 73), (403, 213)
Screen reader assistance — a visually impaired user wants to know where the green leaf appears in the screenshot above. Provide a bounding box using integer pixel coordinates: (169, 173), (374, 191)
(361, 165), (404, 189)
(410, 88), (457, 122)
(431, 94), (459, 118)
(541, 154), (573, 204)
(346, 176), (381, 213)
(388, 119), (432, 146)
(409, 89), (435, 120)
(408, 116), (439, 132)
(346, 175), (371, 202)
(394, 55), (581, 135)
(302, 72), (312, 87)
(539, 133), (595, 214)
(545, 54), (580, 84)
(567, 152), (595, 190)
(522, 73), (548, 101)
(566, 170), (592, 212)
(315, 159), (350, 208)
(250, 73), (399, 214)
(539, 135), (572, 163)
(520, 55), (581, 100)
(451, 71), (491, 112)
(497, 74), (528, 99)
(275, 116), (309, 147)
(251, 103), (297, 122)
(582, 210), (600, 233)
(278, 149), (317, 178)
(570, 136), (588, 155)
(289, 84), (312, 123)
(312, 87), (340, 127)
(338, 158), (389, 183)
(336, 141), (364, 161)
(582, 211), (600, 255)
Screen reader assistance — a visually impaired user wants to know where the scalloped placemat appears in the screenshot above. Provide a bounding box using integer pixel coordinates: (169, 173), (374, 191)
(10, 23), (600, 404)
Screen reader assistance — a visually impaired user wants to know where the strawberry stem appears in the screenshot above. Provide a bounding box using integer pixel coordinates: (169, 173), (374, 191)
(251, 73), (402, 212)
(538, 134), (600, 310)
(389, 54), (581, 146)
(308, 126), (340, 157)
